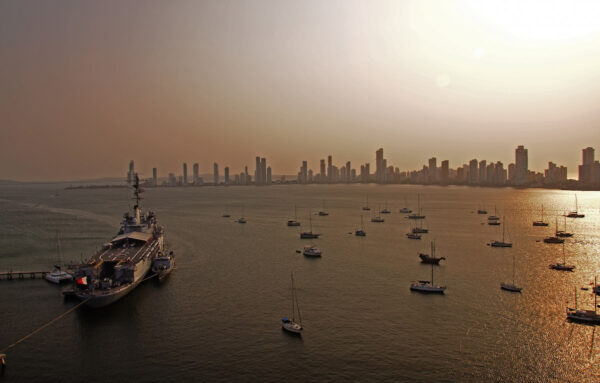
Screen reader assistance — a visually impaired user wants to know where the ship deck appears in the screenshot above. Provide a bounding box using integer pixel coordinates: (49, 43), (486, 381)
(88, 232), (156, 265)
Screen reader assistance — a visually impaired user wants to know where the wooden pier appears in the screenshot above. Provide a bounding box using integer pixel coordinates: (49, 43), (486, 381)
(0, 271), (51, 280)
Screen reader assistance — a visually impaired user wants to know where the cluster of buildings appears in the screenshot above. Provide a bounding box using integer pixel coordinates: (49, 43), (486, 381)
(127, 145), (600, 190)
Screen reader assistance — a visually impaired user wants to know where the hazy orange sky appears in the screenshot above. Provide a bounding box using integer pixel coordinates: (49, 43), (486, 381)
(2, 1), (600, 181)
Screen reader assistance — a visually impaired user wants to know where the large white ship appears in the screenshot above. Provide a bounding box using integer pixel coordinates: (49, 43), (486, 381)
(72, 175), (164, 308)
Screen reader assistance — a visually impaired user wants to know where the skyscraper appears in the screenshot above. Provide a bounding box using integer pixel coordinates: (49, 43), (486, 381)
(440, 160), (449, 183)
(152, 167), (157, 187)
(320, 159), (326, 183)
(469, 159), (478, 184)
(327, 155), (333, 183)
(579, 147), (595, 183)
(193, 163), (199, 184)
(345, 161), (351, 183)
(376, 148), (384, 184)
(261, 158), (267, 185)
(267, 166), (272, 184)
(478, 160), (487, 184)
(224, 167), (230, 185)
(515, 145), (528, 186)
(213, 162), (219, 185)
(255, 157), (262, 185)
(183, 163), (188, 185)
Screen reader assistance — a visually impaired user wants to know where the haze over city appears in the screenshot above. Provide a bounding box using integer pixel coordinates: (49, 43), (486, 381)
(2, 0), (600, 181)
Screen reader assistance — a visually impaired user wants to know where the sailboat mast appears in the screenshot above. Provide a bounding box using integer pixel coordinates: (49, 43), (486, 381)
(512, 252), (516, 285)
(431, 262), (434, 285)
(295, 278), (302, 326)
(291, 273), (295, 322)
(294, 204), (297, 220)
(502, 216), (506, 242)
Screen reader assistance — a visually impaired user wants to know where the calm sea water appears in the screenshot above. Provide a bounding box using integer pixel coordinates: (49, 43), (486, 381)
(1, 183), (600, 382)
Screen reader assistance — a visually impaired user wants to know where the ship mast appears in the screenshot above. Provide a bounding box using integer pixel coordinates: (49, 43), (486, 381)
(132, 173), (143, 223)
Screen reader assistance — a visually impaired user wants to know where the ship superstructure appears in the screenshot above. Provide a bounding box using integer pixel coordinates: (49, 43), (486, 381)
(72, 175), (164, 308)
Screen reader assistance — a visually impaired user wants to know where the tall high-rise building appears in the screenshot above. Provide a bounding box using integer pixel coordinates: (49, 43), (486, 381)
(440, 160), (449, 183)
(266, 167), (272, 184)
(515, 145), (528, 185)
(152, 167), (157, 186)
(224, 167), (230, 185)
(261, 158), (267, 185)
(320, 159), (326, 183)
(127, 160), (135, 184)
(428, 157), (437, 183)
(193, 163), (199, 184)
(376, 148), (384, 184)
(299, 161), (308, 184)
(327, 155), (333, 183)
(255, 157), (261, 185)
(183, 163), (188, 185)
(579, 147), (595, 183)
(345, 161), (351, 183)
(213, 163), (219, 185)
(244, 166), (249, 185)
(469, 159), (478, 184)
(478, 160), (487, 183)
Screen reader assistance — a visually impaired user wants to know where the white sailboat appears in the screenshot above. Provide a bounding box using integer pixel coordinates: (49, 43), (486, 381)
(400, 197), (412, 213)
(300, 211), (320, 239)
(549, 242), (575, 271)
(282, 272), (303, 334)
(501, 252), (522, 292)
(287, 204), (300, 226)
(362, 195), (371, 211)
(45, 231), (73, 284)
(566, 194), (584, 218)
(532, 204), (549, 226)
(490, 216), (512, 247)
(410, 261), (446, 293)
(371, 205), (384, 223)
(407, 194), (425, 219)
(318, 200), (329, 216)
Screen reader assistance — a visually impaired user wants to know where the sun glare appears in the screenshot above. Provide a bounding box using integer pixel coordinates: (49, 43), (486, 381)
(466, 0), (600, 42)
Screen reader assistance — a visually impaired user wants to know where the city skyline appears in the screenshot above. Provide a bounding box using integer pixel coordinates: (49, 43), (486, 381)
(2, 1), (600, 181)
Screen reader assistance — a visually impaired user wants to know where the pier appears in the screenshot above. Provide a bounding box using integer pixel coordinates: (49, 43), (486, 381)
(0, 271), (51, 280)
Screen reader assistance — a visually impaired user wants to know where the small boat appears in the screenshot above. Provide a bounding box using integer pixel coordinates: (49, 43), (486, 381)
(488, 206), (500, 221)
(556, 216), (573, 237)
(300, 211), (320, 239)
(406, 232), (422, 240)
(549, 242), (575, 271)
(45, 232), (73, 284)
(410, 261), (446, 293)
(282, 272), (303, 335)
(419, 241), (445, 264)
(532, 204), (549, 226)
(303, 245), (322, 257)
(371, 206), (384, 222)
(151, 250), (175, 281)
(501, 252), (522, 292)
(400, 197), (412, 213)
(362, 195), (371, 211)
(566, 195), (584, 218)
(355, 215), (366, 236)
(222, 213), (231, 218)
(545, 218), (566, 243)
(412, 219), (428, 234)
(566, 285), (600, 324)
(318, 200), (329, 216)
(477, 204), (488, 215)
(380, 202), (391, 214)
(490, 217), (512, 247)
(237, 205), (247, 223)
(407, 194), (425, 219)
(287, 205), (301, 226)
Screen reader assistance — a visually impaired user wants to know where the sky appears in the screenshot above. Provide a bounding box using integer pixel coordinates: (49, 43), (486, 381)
(2, 0), (600, 181)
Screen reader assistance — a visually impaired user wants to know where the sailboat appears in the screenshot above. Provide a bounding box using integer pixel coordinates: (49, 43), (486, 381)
(501, 252), (522, 292)
(300, 211), (320, 239)
(490, 216), (512, 247)
(419, 240), (445, 264)
(549, 242), (575, 271)
(362, 195), (371, 211)
(406, 224), (422, 239)
(566, 284), (600, 324)
(237, 205), (247, 223)
(287, 204), (300, 226)
(355, 215), (366, 236)
(566, 195), (585, 218)
(318, 200), (329, 216)
(532, 204), (549, 226)
(222, 209), (231, 218)
(380, 201), (391, 214)
(281, 272), (303, 334)
(410, 260), (446, 293)
(45, 231), (73, 284)
(400, 197), (412, 213)
(412, 219), (429, 234)
(556, 215), (573, 237)
(371, 205), (384, 223)
(488, 206), (500, 221)
(477, 203), (488, 215)
(543, 217), (565, 243)
(407, 194), (425, 219)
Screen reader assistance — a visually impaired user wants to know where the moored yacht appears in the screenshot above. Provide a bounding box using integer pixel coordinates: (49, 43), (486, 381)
(489, 217), (512, 247)
(303, 245), (322, 257)
(418, 241), (445, 264)
(410, 261), (445, 293)
(566, 285), (600, 324)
